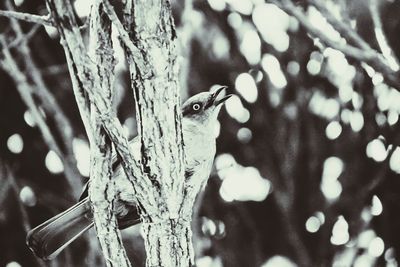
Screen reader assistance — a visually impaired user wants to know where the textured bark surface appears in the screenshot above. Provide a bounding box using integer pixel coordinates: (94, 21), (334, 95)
(87, 3), (131, 267)
(120, 1), (192, 266)
(142, 220), (194, 267)
(46, 0), (191, 266)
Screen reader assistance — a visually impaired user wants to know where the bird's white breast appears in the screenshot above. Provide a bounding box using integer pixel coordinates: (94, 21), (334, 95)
(182, 118), (216, 180)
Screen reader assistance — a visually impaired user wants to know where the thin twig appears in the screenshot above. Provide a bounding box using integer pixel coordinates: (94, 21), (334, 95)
(5, 0), (81, 196)
(308, 0), (371, 51)
(87, 3), (131, 266)
(0, 9), (52, 26)
(369, 0), (400, 71)
(40, 63), (69, 75)
(46, 0), (155, 206)
(1, 163), (48, 267)
(7, 24), (40, 49)
(0, 36), (80, 196)
(102, 0), (151, 78)
(270, 0), (400, 90)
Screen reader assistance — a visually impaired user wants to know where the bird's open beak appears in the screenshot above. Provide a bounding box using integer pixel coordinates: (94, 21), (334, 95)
(212, 86), (232, 106)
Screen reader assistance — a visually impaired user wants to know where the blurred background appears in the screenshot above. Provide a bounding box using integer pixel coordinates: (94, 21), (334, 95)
(1, 0), (400, 266)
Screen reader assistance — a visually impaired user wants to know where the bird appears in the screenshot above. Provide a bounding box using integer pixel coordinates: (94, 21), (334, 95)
(26, 86), (232, 260)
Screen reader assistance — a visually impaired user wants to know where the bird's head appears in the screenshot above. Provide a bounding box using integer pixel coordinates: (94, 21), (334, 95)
(181, 86), (232, 127)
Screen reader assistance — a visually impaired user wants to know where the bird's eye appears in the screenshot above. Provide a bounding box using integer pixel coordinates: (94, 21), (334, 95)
(192, 103), (201, 111)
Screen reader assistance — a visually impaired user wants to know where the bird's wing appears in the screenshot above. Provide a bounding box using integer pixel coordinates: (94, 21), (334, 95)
(79, 137), (141, 201)
(78, 153), (122, 201)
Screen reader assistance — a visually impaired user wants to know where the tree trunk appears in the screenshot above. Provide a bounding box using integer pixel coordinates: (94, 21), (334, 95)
(142, 220), (194, 267)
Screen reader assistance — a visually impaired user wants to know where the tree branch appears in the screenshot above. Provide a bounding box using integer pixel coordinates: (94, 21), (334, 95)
(87, 3), (131, 266)
(308, 0), (370, 50)
(369, 0), (400, 71)
(7, 24), (40, 49)
(0, 162), (48, 267)
(270, 0), (400, 90)
(0, 36), (81, 197)
(0, 9), (52, 26)
(120, 1), (192, 265)
(45, 0), (192, 265)
(5, 0), (81, 195)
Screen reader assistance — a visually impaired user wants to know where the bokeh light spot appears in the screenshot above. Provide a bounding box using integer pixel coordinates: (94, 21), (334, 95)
(326, 121), (342, 140)
(19, 186), (37, 207)
(305, 216), (321, 233)
(7, 133), (23, 154)
(331, 216), (349, 245)
(45, 150), (64, 174)
(73, 138), (91, 177)
(368, 237), (385, 257)
(235, 73), (258, 103)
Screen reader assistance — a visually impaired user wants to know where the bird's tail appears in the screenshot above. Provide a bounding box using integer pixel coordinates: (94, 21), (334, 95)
(26, 197), (93, 260)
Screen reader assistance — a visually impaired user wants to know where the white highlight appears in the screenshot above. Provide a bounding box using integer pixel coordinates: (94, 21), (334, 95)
(225, 0), (253, 15)
(387, 110), (399, 126)
(309, 92), (340, 120)
(321, 157), (344, 201)
(44, 26), (58, 39)
(307, 58), (321, 75)
(235, 73), (258, 103)
(350, 111), (364, 132)
(6, 262), (22, 267)
(366, 138), (387, 162)
(20, 186), (36, 207)
(24, 110), (35, 127)
(326, 121), (342, 140)
(308, 7), (341, 43)
(353, 254), (374, 267)
(14, 0), (24, 6)
(261, 54), (287, 89)
(207, 0), (226, 11)
(196, 256), (223, 267)
(45, 150), (64, 174)
(219, 166), (271, 202)
(227, 12), (242, 29)
(371, 195), (383, 216)
(287, 61), (300, 76)
(331, 216), (349, 245)
(252, 4), (290, 52)
(74, 0), (93, 18)
(324, 48), (356, 90)
(368, 237), (385, 257)
(305, 216), (321, 233)
(215, 153), (236, 181)
(240, 30), (261, 65)
(339, 86), (353, 103)
(7, 133), (23, 154)
(389, 147), (400, 174)
(212, 35), (230, 59)
(261, 256), (297, 267)
(237, 127), (252, 143)
(73, 138), (91, 177)
(352, 92), (363, 110)
(316, 211), (325, 224)
(358, 230), (376, 249)
(374, 27), (399, 71)
(225, 95), (250, 123)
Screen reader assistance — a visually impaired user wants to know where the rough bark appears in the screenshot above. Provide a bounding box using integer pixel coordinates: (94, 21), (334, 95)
(142, 220), (194, 267)
(87, 3), (131, 267)
(116, 1), (192, 266)
(46, 0), (189, 266)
